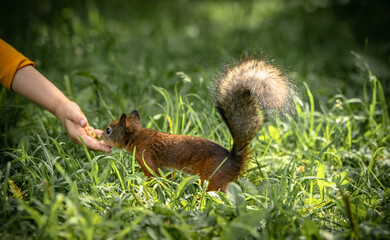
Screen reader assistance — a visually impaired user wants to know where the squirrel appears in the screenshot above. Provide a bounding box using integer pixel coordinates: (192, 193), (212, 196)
(102, 59), (296, 192)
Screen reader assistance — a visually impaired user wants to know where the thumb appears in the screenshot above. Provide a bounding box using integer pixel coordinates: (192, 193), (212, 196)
(67, 102), (88, 127)
(74, 112), (88, 127)
(78, 116), (88, 127)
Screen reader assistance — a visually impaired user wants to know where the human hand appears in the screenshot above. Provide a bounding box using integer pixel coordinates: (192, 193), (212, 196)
(10, 66), (111, 152)
(54, 100), (112, 152)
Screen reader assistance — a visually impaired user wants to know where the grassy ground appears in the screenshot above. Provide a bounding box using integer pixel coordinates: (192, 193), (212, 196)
(1, 1), (389, 239)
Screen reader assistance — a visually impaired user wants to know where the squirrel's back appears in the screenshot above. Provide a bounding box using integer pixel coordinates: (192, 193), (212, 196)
(213, 59), (296, 158)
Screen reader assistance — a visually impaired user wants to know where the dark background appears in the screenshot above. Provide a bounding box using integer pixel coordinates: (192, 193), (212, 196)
(1, 0), (389, 93)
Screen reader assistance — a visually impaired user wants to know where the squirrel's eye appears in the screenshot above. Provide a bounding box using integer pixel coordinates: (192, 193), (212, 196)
(106, 127), (112, 135)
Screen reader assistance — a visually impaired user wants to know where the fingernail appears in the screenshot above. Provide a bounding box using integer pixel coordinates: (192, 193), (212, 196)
(80, 119), (86, 127)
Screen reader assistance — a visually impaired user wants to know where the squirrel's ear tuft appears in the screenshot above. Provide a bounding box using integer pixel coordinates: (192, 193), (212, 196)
(130, 110), (140, 121)
(120, 114), (127, 126)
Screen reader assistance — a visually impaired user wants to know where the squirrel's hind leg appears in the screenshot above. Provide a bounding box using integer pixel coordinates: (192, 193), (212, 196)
(207, 180), (228, 192)
(136, 152), (161, 178)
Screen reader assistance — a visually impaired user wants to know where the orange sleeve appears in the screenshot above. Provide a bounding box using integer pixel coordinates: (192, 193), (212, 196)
(0, 38), (35, 90)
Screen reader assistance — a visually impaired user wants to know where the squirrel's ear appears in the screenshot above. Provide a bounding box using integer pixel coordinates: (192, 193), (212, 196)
(130, 110), (140, 121)
(120, 114), (127, 126)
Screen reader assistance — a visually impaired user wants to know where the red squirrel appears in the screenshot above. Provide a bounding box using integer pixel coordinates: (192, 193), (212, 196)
(102, 59), (296, 192)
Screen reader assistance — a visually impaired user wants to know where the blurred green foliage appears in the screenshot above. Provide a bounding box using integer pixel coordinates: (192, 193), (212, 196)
(1, 0), (389, 92)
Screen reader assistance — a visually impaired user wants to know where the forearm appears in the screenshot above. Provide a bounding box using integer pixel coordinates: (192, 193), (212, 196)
(11, 65), (70, 118)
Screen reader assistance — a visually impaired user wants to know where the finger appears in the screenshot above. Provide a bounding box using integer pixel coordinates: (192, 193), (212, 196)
(99, 141), (112, 153)
(67, 102), (88, 127)
(81, 135), (112, 152)
(93, 129), (103, 137)
(69, 112), (87, 127)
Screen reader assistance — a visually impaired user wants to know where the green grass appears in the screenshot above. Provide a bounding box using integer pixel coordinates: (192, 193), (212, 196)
(1, 1), (389, 239)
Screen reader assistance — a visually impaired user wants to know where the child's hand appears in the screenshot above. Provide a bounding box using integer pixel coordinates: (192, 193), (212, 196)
(54, 100), (112, 152)
(10, 64), (111, 152)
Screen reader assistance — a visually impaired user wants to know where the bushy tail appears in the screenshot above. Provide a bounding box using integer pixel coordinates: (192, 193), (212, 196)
(213, 59), (297, 157)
